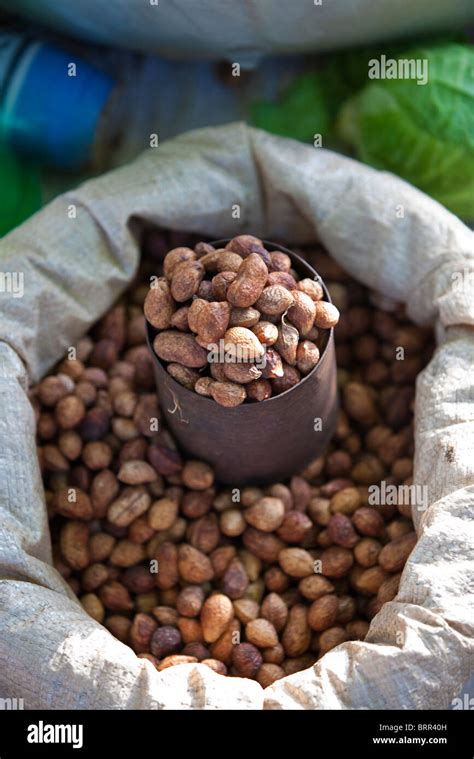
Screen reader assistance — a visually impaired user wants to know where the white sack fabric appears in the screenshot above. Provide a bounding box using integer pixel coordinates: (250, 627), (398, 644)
(2, 0), (473, 62)
(0, 123), (473, 709)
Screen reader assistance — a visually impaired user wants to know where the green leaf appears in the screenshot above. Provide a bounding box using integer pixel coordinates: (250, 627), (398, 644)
(337, 44), (474, 217)
(251, 72), (331, 142)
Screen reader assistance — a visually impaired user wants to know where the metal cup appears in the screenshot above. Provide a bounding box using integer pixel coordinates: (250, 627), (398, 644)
(146, 241), (338, 485)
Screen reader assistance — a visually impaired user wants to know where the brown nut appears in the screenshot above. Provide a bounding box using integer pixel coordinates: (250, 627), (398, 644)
(227, 253), (268, 308)
(327, 514), (359, 548)
(274, 321), (299, 366)
(330, 487), (361, 515)
(38, 375), (74, 407)
(221, 558), (249, 599)
(232, 642), (263, 678)
(144, 278), (175, 329)
(260, 348), (284, 380)
(352, 507), (385, 537)
(281, 604), (311, 657)
(354, 537), (382, 568)
(55, 395), (86, 430)
(153, 331), (208, 368)
(343, 382), (378, 427)
(55, 487), (93, 520)
(148, 497), (178, 530)
(318, 626), (348, 655)
(225, 235), (263, 257)
(170, 260), (204, 302)
(233, 598), (260, 624)
(256, 285), (294, 316)
(296, 340), (320, 375)
(152, 542), (178, 590)
(195, 301), (231, 345)
(99, 580), (133, 612)
(216, 251), (243, 273)
(378, 532), (417, 572)
(129, 613), (158, 654)
(246, 378), (272, 402)
(307, 594), (339, 632)
(211, 271), (237, 301)
(181, 460), (214, 490)
(170, 306), (190, 332)
(246, 618), (278, 648)
(276, 511), (312, 543)
(178, 544), (214, 583)
(81, 593), (105, 623)
(243, 528), (285, 563)
(298, 575), (335, 601)
(229, 307), (260, 329)
(320, 546), (354, 578)
(201, 593), (234, 642)
(163, 247), (196, 279)
(167, 363), (199, 390)
(287, 291), (316, 335)
(298, 278), (324, 301)
(278, 547), (315, 578)
(223, 327), (265, 362)
(377, 572), (402, 603)
(244, 497), (285, 532)
(210, 381), (247, 407)
(107, 486), (151, 527)
(60, 521), (90, 570)
(352, 565), (390, 596)
(313, 301), (340, 329)
(260, 593), (288, 632)
(223, 362), (262, 384)
(150, 625), (182, 658)
(251, 321), (278, 346)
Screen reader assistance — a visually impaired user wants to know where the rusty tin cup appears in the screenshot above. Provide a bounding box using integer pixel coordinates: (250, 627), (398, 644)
(146, 240), (338, 485)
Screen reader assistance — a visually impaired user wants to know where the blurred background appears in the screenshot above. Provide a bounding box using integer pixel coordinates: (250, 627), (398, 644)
(0, 0), (473, 235)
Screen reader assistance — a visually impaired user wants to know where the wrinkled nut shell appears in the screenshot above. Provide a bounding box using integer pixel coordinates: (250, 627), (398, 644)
(298, 278), (324, 301)
(232, 642), (263, 677)
(274, 321), (299, 366)
(107, 486), (151, 527)
(246, 618), (278, 648)
(378, 532), (417, 572)
(201, 593), (234, 642)
(211, 271), (237, 301)
(153, 331), (208, 368)
(287, 291), (316, 335)
(195, 301), (231, 345)
(296, 340), (320, 375)
(144, 278), (175, 330)
(223, 363), (262, 384)
(223, 327), (265, 362)
(170, 260), (204, 302)
(252, 321), (278, 346)
(229, 307), (260, 328)
(244, 497), (285, 532)
(163, 247), (196, 279)
(167, 363), (199, 390)
(314, 300), (340, 329)
(307, 594), (339, 631)
(117, 460), (157, 485)
(281, 604), (311, 657)
(187, 298), (207, 333)
(216, 251), (243, 273)
(178, 545), (214, 583)
(256, 285), (294, 316)
(227, 253), (268, 308)
(278, 547), (315, 578)
(225, 235), (263, 257)
(210, 381), (247, 407)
